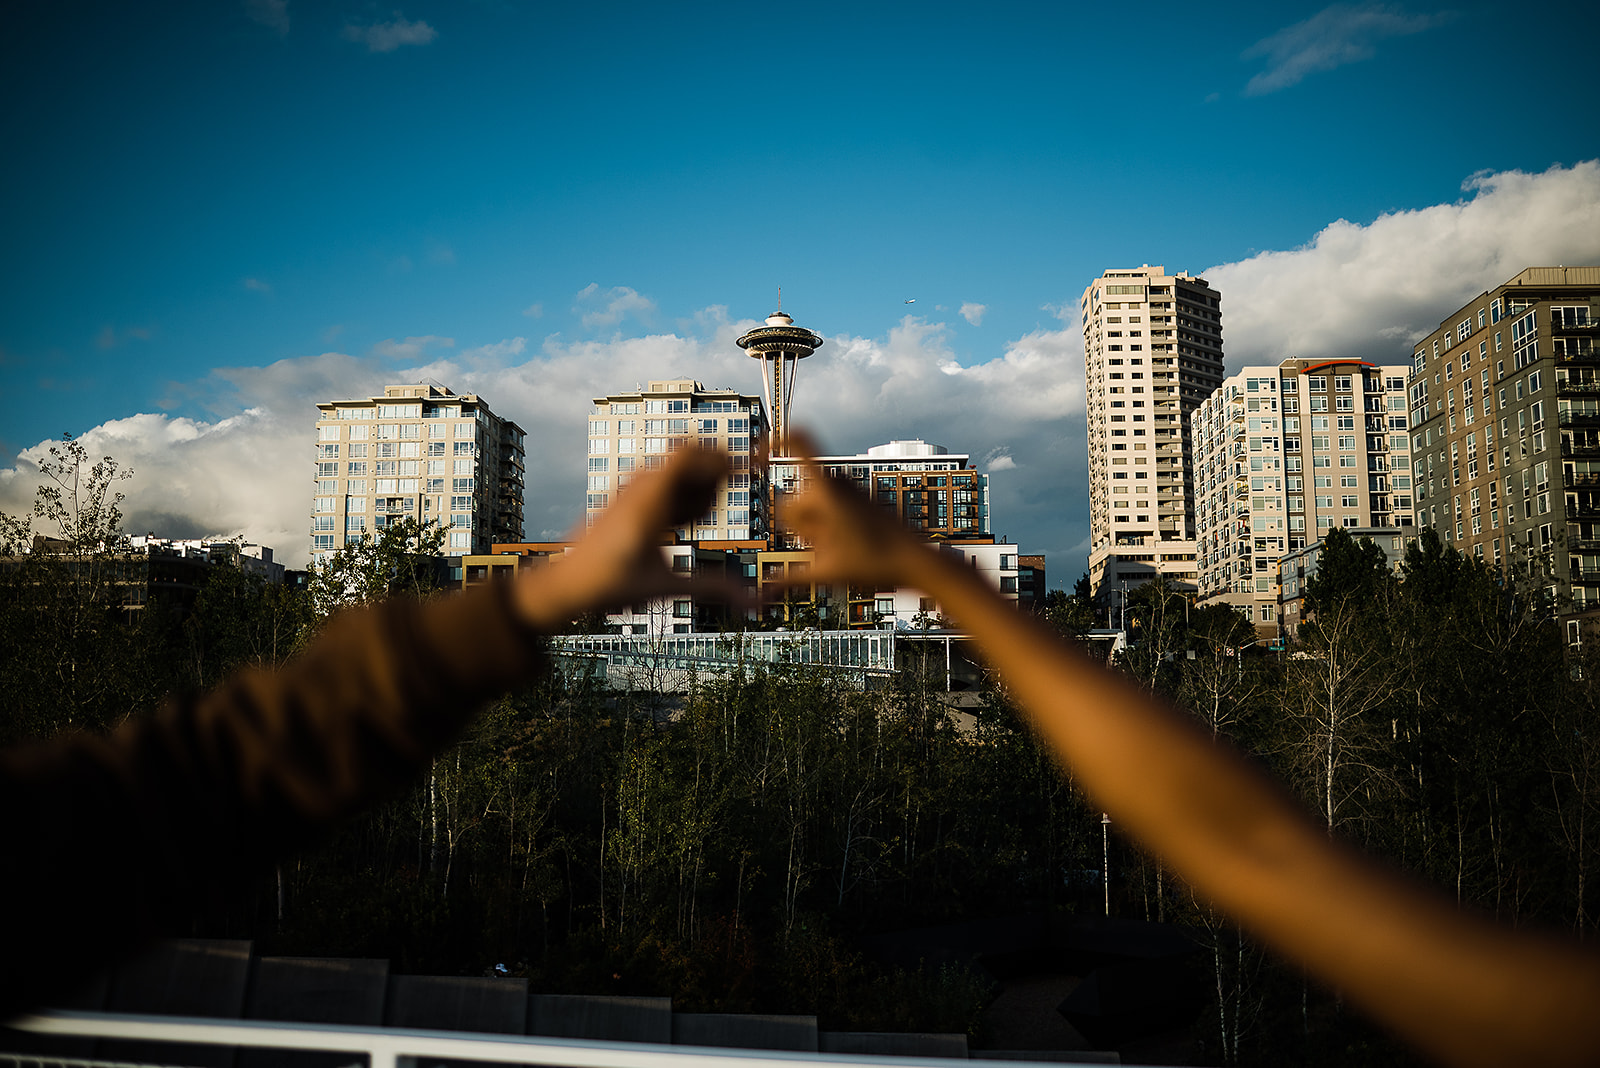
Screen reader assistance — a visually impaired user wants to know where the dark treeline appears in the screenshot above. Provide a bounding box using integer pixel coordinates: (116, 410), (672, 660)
(5, 443), (1599, 1064)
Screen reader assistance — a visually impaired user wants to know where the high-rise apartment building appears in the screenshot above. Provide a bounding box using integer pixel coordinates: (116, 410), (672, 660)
(312, 383), (525, 566)
(1409, 267), (1600, 631)
(587, 378), (769, 542)
(1191, 359), (1413, 633)
(1081, 266), (1224, 602)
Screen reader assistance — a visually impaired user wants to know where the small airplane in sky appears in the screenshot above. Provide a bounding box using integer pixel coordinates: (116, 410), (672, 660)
(904, 298), (916, 304)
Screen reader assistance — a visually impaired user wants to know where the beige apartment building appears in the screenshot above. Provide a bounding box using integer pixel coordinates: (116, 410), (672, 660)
(1409, 267), (1600, 637)
(1192, 359), (1413, 635)
(1081, 266), (1224, 604)
(587, 379), (769, 543)
(312, 382), (525, 567)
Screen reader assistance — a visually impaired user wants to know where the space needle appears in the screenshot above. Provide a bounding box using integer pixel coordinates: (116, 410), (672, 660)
(736, 303), (824, 453)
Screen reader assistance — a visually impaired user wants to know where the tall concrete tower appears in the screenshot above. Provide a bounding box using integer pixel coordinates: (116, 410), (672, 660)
(736, 309), (823, 452)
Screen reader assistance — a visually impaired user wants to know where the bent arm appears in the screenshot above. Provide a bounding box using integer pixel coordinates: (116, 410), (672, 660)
(0, 581), (537, 1012)
(786, 459), (1600, 1068)
(0, 448), (731, 1016)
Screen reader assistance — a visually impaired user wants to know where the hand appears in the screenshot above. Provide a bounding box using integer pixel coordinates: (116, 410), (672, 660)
(512, 448), (746, 630)
(779, 430), (935, 592)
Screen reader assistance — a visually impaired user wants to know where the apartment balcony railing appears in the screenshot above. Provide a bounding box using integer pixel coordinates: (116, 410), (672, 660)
(1559, 412), (1600, 427)
(1558, 380), (1600, 394)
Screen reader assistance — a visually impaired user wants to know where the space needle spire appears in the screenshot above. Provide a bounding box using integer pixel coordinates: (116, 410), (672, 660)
(736, 304), (824, 453)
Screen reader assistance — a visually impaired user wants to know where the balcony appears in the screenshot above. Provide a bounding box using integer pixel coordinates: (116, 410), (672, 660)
(1559, 411), (1600, 427)
(1558, 379), (1600, 395)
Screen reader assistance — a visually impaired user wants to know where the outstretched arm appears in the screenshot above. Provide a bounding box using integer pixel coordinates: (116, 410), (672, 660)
(782, 435), (1600, 1068)
(0, 448), (733, 1014)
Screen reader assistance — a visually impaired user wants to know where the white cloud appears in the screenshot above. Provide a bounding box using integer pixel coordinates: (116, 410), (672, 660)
(574, 283), (655, 330)
(459, 337), (526, 365)
(242, 277), (272, 294)
(343, 14), (437, 53)
(0, 409), (310, 556)
(371, 335), (454, 360)
(1207, 160), (1600, 368)
(13, 162), (1588, 583)
(959, 302), (987, 326)
(244, 0), (289, 35)
(1243, 4), (1453, 96)
(1, 312), (1091, 572)
(521, 302), (543, 319)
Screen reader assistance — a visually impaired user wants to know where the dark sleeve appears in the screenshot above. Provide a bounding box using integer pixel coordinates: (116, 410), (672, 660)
(0, 581), (546, 1014)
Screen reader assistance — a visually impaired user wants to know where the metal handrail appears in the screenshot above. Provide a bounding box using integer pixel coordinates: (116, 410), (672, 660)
(7, 1012), (996, 1068)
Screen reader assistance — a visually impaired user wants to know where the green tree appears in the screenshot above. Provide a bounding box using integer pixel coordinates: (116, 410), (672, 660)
(0, 438), (169, 738)
(1301, 526), (1391, 617)
(183, 558), (312, 687)
(1039, 573), (1096, 640)
(1386, 531), (1569, 921)
(0, 435), (132, 554)
(1115, 574), (1190, 694)
(1175, 603), (1264, 739)
(306, 516), (447, 619)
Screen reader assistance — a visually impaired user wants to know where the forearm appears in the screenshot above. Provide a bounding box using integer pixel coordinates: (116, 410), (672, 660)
(0, 580), (548, 1014)
(907, 546), (1600, 1068)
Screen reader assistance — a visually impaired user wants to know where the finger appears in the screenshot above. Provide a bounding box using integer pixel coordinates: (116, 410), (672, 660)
(576, 446), (728, 543)
(658, 446), (729, 528)
(785, 429), (823, 474)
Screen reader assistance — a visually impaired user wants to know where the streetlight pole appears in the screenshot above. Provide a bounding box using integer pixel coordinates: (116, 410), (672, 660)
(1101, 812), (1112, 916)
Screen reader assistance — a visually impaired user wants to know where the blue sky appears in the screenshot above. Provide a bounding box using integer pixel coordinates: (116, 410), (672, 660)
(2, 1), (1598, 573)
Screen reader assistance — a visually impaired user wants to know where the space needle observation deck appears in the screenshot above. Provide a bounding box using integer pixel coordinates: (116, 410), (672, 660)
(736, 309), (823, 452)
